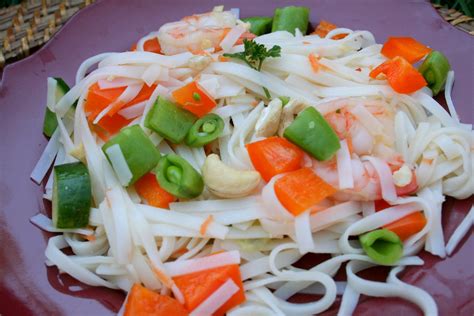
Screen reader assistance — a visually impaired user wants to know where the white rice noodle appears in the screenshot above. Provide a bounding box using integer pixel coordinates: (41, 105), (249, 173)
(75, 52), (114, 84)
(220, 26), (246, 51)
(240, 249), (302, 280)
(170, 196), (262, 212)
(98, 51), (193, 68)
(45, 235), (117, 289)
(261, 175), (294, 222)
(411, 91), (456, 127)
(104, 144), (133, 186)
(142, 64), (169, 86)
(349, 104), (384, 135)
(346, 261), (437, 315)
(186, 208), (265, 226)
(338, 202), (420, 254)
(118, 100), (147, 119)
(98, 77), (142, 90)
(294, 210), (314, 254)
(106, 188), (133, 264)
(174, 144), (201, 171)
(94, 83), (143, 124)
(176, 238), (209, 261)
(30, 128), (61, 184)
(164, 250), (240, 277)
(444, 70), (459, 123)
(337, 284), (360, 316)
(247, 270), (337, 315)
(199, 74), (245, 99)
(273, 254), (423, 301)
(190, 278), (240, 316)
(226, 226), (270, 239)
(419, 188), (446, 258)
(46, 77), (58, 110)
(445, 206), (474, 256)
(362, 156), (397, 202)
(30, 213), (93, 235)
(362, 201), (375, 217)
(310, 201), (362, 232)
(138, 204), (229, 239)
(336, 139), (354, 189)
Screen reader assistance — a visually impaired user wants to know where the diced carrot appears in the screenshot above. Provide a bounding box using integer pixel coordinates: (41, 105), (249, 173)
(143, 38), (162, 54)
(218, 55), (230, 62)
(384, 211), (427, 241)
(135, 173), (177, 209)
(313, 20), (347, 39)
(246, 137), (304, 182)
(84, 83), (156, 135)
(173, 264), (245, 316)
(274, 168), (337, 216)
(370, 56), (427, 94)
(172, 81), (217, 117)
(124, 283), (189, 316)
(381, 37), (431, 64)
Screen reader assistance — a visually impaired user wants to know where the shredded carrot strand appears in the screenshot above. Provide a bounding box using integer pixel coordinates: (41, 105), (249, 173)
(200, 215), (214, 236)
(308, 53), (320, 72)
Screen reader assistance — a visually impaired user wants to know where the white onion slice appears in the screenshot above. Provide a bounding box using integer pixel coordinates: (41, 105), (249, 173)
(30, 129), (60, 184)
(190, 278), (239, 316)
(294, 210), (314, 254)
(337, 139), (354, 189)
(220, 26), (246, 51)
(30, 213), (93, 235)
(98, 78), (141, 90)
(118, 100), (147, 119)
(163, 250), (240, 277)
(105, 144), (133, 186)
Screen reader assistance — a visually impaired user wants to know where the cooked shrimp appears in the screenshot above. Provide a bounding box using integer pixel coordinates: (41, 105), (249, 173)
(157, 10), (237, 55)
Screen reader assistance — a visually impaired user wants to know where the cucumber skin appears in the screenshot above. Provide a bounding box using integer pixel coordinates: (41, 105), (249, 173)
(53, 162), (92, 229)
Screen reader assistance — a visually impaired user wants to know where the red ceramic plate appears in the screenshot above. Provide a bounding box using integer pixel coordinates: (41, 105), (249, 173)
(1, 0), (473, 315)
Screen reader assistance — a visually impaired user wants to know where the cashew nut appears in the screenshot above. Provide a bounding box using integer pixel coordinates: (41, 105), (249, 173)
(277, 99), (308, 136)
(202, 154), (261, 198)
(393, 164), (413, 187)
(255, 98), (283, 137)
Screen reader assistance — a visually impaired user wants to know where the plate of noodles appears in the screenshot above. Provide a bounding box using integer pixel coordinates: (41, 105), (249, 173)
(1, 0), (473, 315)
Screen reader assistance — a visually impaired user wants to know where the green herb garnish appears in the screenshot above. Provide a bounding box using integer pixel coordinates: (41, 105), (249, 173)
(224, 39), (281, 99)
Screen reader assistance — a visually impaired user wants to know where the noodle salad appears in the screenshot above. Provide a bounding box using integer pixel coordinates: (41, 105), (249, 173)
(30, 5), (473, 316)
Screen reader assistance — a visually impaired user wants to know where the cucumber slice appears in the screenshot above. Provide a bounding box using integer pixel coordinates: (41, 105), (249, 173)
(42, 77), (71, 137)
(52, 162), (92, 229)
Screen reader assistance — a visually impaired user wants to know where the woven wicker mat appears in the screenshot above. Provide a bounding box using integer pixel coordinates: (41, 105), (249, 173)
(0, 1), (472, 67)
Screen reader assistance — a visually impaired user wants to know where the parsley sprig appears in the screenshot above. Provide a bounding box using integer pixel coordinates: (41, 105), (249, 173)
(223, 39), (281, 98)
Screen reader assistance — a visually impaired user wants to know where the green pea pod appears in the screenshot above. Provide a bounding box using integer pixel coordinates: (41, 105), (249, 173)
(359, 229), (403, 265)
(145, 97), (197, 144)
(156, 154), (204, 199)
(102, 125), (160, 185)
(242, 17), (273, 36)
(418, 51), (451, 96)
(272, 6), (310, 35)
(283, 107), (340, 161)
(185, 113), (224, 147)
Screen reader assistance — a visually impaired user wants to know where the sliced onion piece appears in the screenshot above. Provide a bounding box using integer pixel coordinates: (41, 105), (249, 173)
(336, 139), (354, 189)
(190, 278), (239, 316)
(104, 144), (133, 186)
(163, 250), (240, 277)
(445, 206), (473, 255)
(94, 83), (144, 124)
(98, 77), (141, 90)
(30, 213), (93, 235)
(118, 100), (147, 119)
(30, 129), (61, 184)
(220, 26), (246, 51)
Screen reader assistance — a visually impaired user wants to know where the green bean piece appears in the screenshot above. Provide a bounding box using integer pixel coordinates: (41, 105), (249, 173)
(185, 113), (224, 147)
(242, 16), (273, 36)
(283, 107), (340, 161)
(359, 229), (403, 265)
(418, 51), (451, 96)
(155, 154), (204, 199)
(272, 6), (310, 35)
